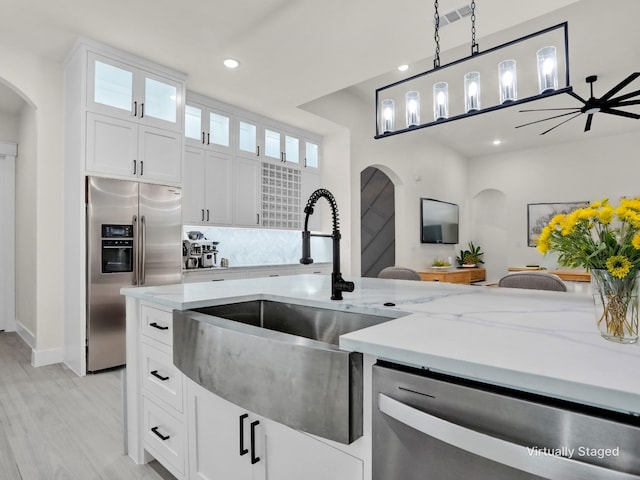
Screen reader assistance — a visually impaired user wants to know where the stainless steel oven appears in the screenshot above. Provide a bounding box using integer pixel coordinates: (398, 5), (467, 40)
(101, 224), (134, 274)
(372, 361), (640, 479)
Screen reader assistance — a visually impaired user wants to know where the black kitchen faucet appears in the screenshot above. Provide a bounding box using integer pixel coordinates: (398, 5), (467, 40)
(300, 188), (355, 300)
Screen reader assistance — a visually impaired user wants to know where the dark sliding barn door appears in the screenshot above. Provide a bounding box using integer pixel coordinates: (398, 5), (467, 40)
(360, 167), (395, 277)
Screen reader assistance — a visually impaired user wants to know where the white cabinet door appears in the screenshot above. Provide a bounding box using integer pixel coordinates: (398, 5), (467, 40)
(234, 155), (261, 227)
(205, 151), (233, 224)
(187, 381), (264, 480)
(137, 124), (182, 183)
(182, 147), (206, 223)
(263, 419), (363, 480)
(182, 148), (232, 225)
(87, 112), (181, 183)
(88, 52), (182, 132)
(86, 112), (138, 177)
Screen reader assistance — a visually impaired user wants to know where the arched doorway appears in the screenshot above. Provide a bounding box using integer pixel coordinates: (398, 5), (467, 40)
(360, 166), (395, 277)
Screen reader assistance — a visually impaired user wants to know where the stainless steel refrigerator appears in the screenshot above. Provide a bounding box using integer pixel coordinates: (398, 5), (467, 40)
(86, 176), (182, 372)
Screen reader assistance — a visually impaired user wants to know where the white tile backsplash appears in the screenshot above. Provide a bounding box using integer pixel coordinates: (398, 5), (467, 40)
(184, 226), (331, 267)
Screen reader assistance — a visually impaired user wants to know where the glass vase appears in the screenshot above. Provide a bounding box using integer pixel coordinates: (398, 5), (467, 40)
(590, 269), (639, 344)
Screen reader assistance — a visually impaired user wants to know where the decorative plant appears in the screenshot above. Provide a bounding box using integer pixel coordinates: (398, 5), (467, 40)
(456, 242), (484, 266)
(431, 258), (451, 267)
(536, 197), (640, 342)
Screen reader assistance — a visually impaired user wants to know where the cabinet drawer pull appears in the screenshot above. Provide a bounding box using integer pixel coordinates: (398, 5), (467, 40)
(201, 209), (205, 221)
(133, 159), (137, 175)
(250, 420), (260, 464)
(151, 426), (170, 441)
(239, 413), (249, 456)
(206, 209), (210, 222)
(149, 322), (169, 331)
(150, 370), (169, 381)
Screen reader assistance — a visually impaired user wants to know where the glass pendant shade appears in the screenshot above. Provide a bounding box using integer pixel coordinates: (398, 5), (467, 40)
(405, 91), (420, 127)
(381, 99), (395, 133)
(498, 60), (517, 103)
(433, 82), (449, 121)
(537, 46), (558, 93)
(464, 72), (481, 113)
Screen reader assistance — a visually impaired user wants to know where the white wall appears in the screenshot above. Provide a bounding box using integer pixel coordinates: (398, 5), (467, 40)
(469, 130), (640, 280)
(0, 44), (65, 364)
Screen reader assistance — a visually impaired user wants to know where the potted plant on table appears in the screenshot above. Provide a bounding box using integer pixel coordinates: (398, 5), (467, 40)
(536, 198), (640, 343)
(456, 242), (484, 267)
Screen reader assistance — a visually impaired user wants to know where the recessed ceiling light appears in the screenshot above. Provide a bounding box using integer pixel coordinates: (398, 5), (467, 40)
(493, 139), (501, 145)
(398, 64), (409, 72)
(224, 59), (239, 69)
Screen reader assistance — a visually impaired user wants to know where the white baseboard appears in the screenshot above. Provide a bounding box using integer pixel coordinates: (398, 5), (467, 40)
(15, 321), (65, 367)
(32, 346), (65, 367)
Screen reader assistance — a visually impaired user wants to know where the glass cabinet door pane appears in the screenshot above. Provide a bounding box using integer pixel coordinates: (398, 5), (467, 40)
(144, 77), (177, 123)
(185, 105), (202, 140)
(285, 135), (299, 164)
(265, 129), (281, 159)
(209, 112), (230, 147)
(94, 60), (133, 113)
(239, 121), (257, 153)
(305, 142), (319, 168)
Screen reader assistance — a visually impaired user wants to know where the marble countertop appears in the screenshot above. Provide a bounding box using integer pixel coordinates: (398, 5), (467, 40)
(121, 274), (640, 415)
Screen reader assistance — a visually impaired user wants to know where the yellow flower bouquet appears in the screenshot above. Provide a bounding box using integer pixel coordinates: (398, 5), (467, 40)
(537, 198), (640, 343)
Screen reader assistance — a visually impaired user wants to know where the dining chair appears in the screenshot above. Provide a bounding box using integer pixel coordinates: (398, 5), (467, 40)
(497, 271), (568, 292)
(377, 266), (422, 281)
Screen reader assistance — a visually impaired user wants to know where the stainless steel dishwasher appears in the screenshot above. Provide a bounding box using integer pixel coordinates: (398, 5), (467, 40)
(372, 361), (640, 479)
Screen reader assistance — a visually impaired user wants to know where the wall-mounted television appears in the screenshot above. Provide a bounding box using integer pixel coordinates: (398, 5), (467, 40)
(420, 198), (459, 244)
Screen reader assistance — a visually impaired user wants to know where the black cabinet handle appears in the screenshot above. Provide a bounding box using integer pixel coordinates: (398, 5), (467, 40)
(151, 426), (170, 441)
(239, 414), (249, 456)
(140, 102), (144, 118)
(256, 145), (260, 156)
(202, 132), (205, 144)
(250, 420), (260, 464)
(133, 159), (137, 175)
(206, 209), (210, 222)
(207, 132), (210, 145)
(150, 370), (169, 381)
(140, 160), (144, 176)
(149, 322), (169, 330)
(133, 101), (138, 117)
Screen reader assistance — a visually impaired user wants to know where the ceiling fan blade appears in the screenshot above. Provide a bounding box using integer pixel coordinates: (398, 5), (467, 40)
(566, 90), (588, 104)
(584, 113), (594, 132)
(515, 111), (582, 129)
(600, 72), (640, 102)
(539, 112), (583, 135)
(609, 89), (640, 104)
(611, 99), (640, 107)
(601, 108), (640, 119)
(519, 108), (581, 112)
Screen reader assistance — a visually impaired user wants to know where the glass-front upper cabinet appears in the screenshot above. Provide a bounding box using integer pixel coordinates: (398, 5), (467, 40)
(304, 140), (320, 169)
(238, 119), (259, 156)
(263, 127), (301, 165)
(184, 99), (231, 150)
(88, 52), (182, 132)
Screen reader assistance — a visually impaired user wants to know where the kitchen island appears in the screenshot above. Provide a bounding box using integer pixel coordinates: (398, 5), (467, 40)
(122, 274), (640, 480)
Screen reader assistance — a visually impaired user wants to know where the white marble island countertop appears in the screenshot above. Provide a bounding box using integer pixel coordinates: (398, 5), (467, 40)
(122, 274), (640, 415)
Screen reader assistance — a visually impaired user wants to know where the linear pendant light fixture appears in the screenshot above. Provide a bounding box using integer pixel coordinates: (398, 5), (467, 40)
(375, 1), (571, 138)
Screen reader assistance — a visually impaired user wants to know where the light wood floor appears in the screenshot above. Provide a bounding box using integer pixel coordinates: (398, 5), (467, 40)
(0, 332), (175, 480)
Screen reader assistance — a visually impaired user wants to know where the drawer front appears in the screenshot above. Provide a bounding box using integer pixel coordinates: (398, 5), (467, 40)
(419, 273), (445, 282)
(141, 303), (173, 346)
(469, 269), (486, 282)
(141, 340), (183, 413)
(143, 396), (186, 477)
(447, 272), (470, 284)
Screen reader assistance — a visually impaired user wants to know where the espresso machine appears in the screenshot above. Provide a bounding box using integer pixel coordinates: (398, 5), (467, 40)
(183, 231), (219, 268)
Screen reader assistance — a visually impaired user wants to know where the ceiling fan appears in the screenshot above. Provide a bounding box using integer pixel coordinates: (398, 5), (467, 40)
(516, 73), (640, 135)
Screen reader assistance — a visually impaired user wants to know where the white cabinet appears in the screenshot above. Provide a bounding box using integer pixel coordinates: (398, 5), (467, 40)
(234, 155), (261, 227)
(187, 379), (363, 480)
(263, 126), (301, 166)
(303, 139), (320, 170)
(185, 100), (232, 151)
(138, 302), (187, 480)
(88, 52), (183, 132)
(183, 147), (233, 224)
(86, 112), (182, 183)
(187, 381), (265, 480)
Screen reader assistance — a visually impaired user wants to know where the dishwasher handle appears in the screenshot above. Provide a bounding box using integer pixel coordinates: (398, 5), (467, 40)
(378, 393), (636, 480)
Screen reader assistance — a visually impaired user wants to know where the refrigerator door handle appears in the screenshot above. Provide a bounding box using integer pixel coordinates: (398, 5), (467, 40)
(132, 215), (138, 285)
(140, 215), (146, 285)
